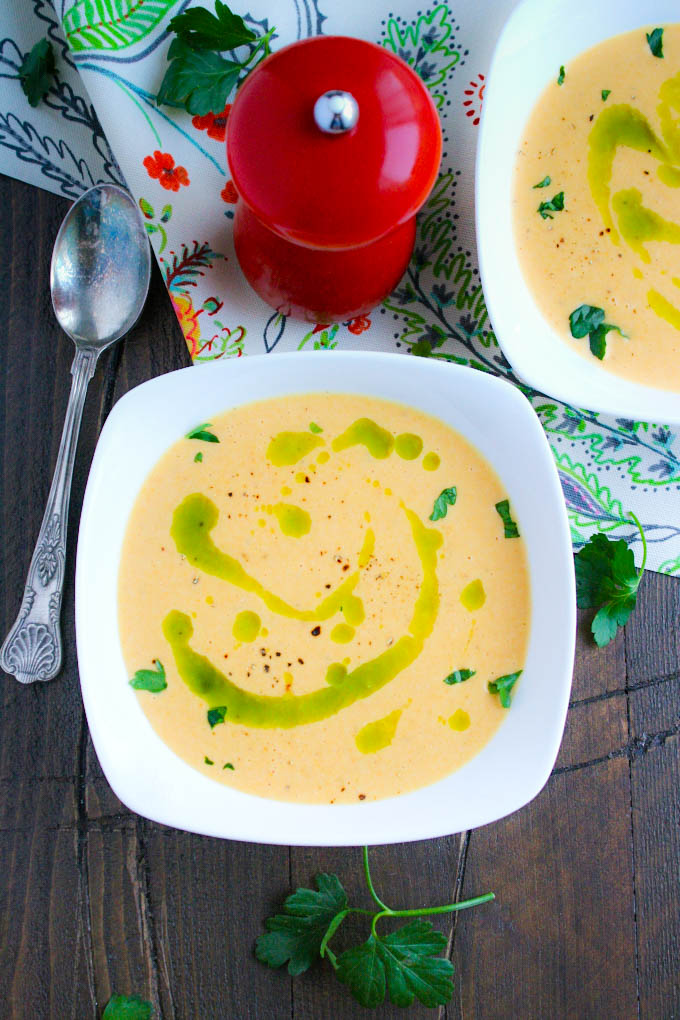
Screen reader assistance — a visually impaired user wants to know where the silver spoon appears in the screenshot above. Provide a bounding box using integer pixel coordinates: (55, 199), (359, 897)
(0, 184), (151, 684)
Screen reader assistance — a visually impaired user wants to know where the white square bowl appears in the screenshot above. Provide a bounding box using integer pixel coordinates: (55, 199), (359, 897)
(477, 0), (680, 423)
(76, 352), (575, 845)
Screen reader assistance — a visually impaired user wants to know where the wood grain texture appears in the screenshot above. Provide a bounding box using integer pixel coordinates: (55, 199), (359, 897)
(1, 175), (679, 1019)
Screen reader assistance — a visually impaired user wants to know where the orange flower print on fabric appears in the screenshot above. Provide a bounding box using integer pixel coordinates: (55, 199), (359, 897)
(171, 291), (202, 357)
(347, 315), (371, 335)
(143, 150), (190, 192)
(221, 180), (238, 203)
(462, 74), (485, 127)
(192, 106), (231, 142)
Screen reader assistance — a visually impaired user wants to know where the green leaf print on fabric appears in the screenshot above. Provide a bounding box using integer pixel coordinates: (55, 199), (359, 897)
(63, 0), (182, 53)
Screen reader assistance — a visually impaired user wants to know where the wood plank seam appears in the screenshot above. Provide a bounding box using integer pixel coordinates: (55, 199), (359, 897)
(624, 645), (643, 1020)
(75, 714), (98, 1015)
(551, 723), (680, 776)
(570, 669), (680, 709)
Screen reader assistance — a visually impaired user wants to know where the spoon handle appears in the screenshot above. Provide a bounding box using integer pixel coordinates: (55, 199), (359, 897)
(1, 347), (99, 683)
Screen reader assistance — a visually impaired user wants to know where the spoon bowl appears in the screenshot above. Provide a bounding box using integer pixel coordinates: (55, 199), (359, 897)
(0, 184), (150, 684)
(51, 184), (150, 349)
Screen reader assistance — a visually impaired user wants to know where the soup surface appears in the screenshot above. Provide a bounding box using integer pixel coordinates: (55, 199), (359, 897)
(514, 24), (680, 389)
(118, 394), (530, 803)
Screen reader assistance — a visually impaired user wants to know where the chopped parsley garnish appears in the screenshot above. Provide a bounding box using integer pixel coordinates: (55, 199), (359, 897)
(223, 762), (235, 770)
(443, 668), (476, 685)
(601, 89), (611, 101)
(194, 451), (203, 463)
(186, 422), (219, 443)
(207, 705), (227, 728)
(557, 65), (566, 85)
(488, 670), (522, 708)
(129, 660), (166, 692)
(574, 513), (646, 647)
(157, 1), (275, 115)
(495, 499), (519, 538)
(429, 486), (457, 521)
(204, 756), (214, 765)
(19, 39), (56, 108)
(256, 848), (494, 1008)
(569, 304), (625, 360)
(537, 191), (565, 219)
(533, 175), (551, 188)
(102, 995), (153, 1019)
(646, 27), (664, 58)
(309, 422), (323, 433)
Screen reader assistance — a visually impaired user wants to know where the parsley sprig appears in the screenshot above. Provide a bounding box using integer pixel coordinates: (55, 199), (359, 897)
(157, 1), (275, 115)
(103, 995), (152, 1019)
(574, 512), (647, 647)
(569, 304), (625, 360)
(19, 39), (57, 107)
(256, 847), (494, 1008)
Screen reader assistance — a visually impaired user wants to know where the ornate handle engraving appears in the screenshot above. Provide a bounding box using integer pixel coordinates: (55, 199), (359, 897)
(1, 348), (99, 683)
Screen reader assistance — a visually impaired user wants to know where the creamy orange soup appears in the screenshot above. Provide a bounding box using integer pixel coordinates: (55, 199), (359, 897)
(118, 394), (530, 804)
(514, 24), (680, 388)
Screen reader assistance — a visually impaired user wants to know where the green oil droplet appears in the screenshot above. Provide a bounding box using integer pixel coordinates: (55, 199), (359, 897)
(449, 709), (470, 732)
(395, 432), (423, 460)
(332, 418), (394, 459)
(422, 452), (440, 471)
(648, 289), (680, 331)
(325, 663), (348, 686)
(331, 623), (355, 644)
(611, 187), (680, 264)
(342, 594), (365, 627)
(266, 431), (324, 466)
(355, 709), (402, 753)
(232, 610), (261, 642)
(658, 164), (680, 187)
(271, 502), (311, 538)
(280, 485), (292, 496)
(317, 451), (330, 464)
(358, 528), (375, 569)
(460, 579), (486, 611)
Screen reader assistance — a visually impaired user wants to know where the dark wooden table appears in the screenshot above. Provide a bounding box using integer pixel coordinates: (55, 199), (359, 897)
(1, 174), (678, 1020)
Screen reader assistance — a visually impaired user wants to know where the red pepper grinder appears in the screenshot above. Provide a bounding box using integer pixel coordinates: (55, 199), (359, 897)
(226, 36), (442, 323)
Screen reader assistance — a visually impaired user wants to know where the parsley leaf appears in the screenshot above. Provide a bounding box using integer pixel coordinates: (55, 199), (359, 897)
(602, 89), (611, 101)
(256, 848), (494, 1008)
(194, 452), (203, 463)
(167, 0), (256, 51)
(537, 191), (565, 219)
(157, 1), (275, 115)
(186, 422), (220, 443)
(337, 921), (453, 1008)
(533, 175), (551, 188)
(429, 486), (457, 521)
(255, 873), (348, 976)
(647, 27), (664, 58)
(488, 670), (522, 708)
(223, 762), (235, 769)
(574, 514), (646, 647)
(309, 422), (323, 433)
(204, 756), (214, 765)
(129, 660), (166, 693)
(207, 706), (227, 727)
(557, 65), (566, 85)
(444, 668), (476, 685)
(569, 304), (624, 360)
(19, 39), (56, 108)
(102, 995), (152, 1020)
(495, 499), (520, 538)
(158, 40), (241, 116)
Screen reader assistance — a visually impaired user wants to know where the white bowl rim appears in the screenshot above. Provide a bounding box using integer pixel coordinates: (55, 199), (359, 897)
(477, 0), (680, 424)
(76, 350), (575, 846)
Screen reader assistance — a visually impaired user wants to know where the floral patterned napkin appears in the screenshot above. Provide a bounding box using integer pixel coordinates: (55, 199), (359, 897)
(2, 0), (680, 572)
